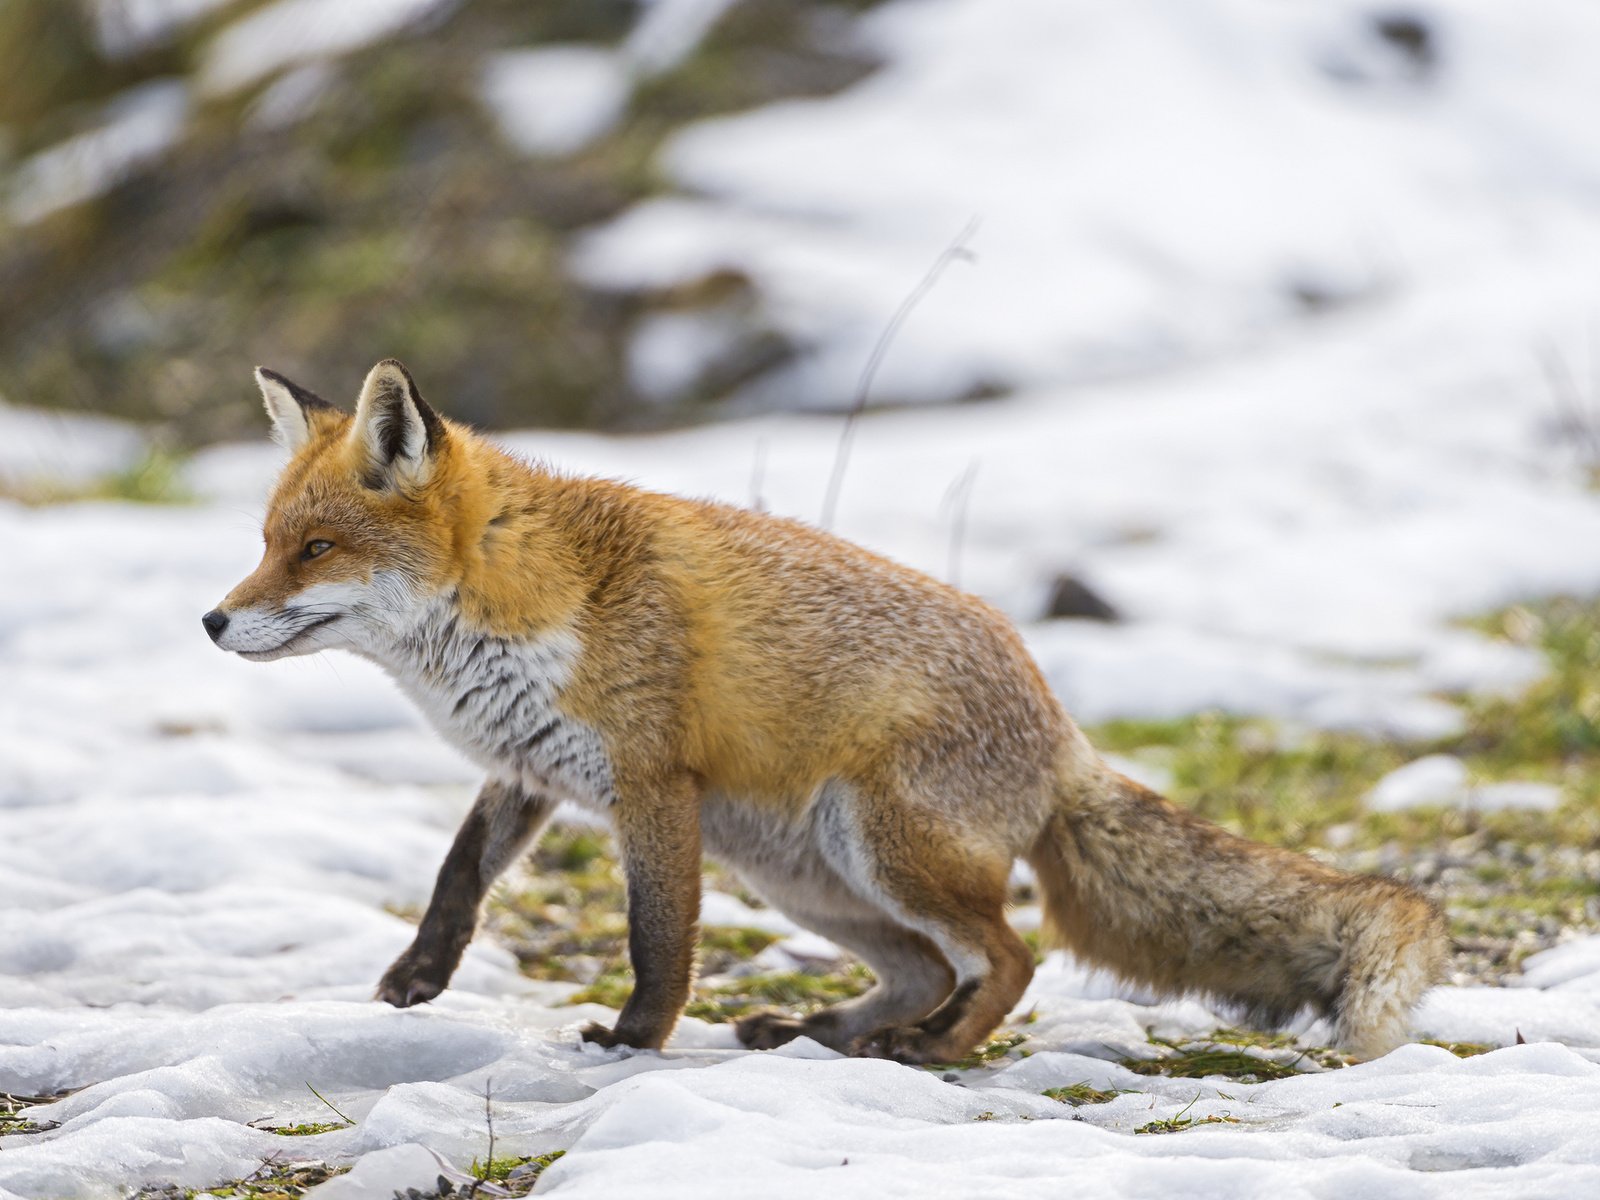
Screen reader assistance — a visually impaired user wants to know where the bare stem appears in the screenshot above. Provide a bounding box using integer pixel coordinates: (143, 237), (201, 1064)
(819, 217), (980, 530)
(941, 457), (980, 589)
(304, 1082), (353, 1126)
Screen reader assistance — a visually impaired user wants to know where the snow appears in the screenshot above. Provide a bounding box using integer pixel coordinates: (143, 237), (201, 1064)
(198, 0), (458, 95)
(476, 0), (741, 159)
(1367, 755), (1564, 813)
(624, 0), (743, 76)
(5, 80), (191, 226)
(0, 405), (146, 492)
(626, 309), (748, 403)
(478, 48), (633, 159)
(90, 0), (233, 58)
(247, 62), (338, 132)
(575, 0), (1600, 411)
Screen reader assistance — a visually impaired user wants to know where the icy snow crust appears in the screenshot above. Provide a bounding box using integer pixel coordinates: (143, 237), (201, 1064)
(9, 1), (1600, 1196)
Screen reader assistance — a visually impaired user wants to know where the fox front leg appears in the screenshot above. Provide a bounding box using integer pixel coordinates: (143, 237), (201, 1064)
(580, 772), (702, 1050)
(377, 779), (554, 1007)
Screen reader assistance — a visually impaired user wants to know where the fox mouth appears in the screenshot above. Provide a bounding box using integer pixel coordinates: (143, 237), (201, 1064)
(236, 613), (342, 661)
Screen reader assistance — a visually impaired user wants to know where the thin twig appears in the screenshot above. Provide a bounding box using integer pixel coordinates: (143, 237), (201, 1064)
(1540, 341), (1600, 465)
(469, 1076), (496, 1198)
(304, 1082), (354, 1126)
(749, 437), (768, 513)
(819, 217), (980, 530)
(244, 1152), (287, 1185)
(941, 457), (979, 589)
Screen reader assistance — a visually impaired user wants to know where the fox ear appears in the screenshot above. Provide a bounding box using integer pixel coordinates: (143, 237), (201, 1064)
(351, 358), (444, 490)
(256, 367), (334, 453)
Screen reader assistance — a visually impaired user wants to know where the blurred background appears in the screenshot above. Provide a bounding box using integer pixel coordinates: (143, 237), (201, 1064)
(4, 0), (1600, 989)
(0, 0), (887, 441)
(0, 0), (1593, 443)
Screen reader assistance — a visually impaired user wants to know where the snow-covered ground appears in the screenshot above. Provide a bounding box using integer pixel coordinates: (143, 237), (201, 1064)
(8, 0), (1600, 1195)
(2, 334), (1599, 1195)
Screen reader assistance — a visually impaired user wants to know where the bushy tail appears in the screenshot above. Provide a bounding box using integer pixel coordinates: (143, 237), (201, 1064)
(1027, 766), (1448, 1058)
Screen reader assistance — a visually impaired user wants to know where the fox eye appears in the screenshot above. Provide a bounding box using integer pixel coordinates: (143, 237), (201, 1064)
(301, 539), (334, 561)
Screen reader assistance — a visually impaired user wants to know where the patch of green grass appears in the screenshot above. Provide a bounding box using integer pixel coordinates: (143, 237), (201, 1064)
(1457, 600), (1600, 774)
(929, 1031), (1029, 1072)
(261, 1121), (347, 1137)
(684, 966), (875, 1024)
(1452, 875), (1600, 916)
(0, 1092), (64, 1136)
(699, 926), (782, 976)
(470, 1150), (565, 1195)
(547, 831), (609, 873)
(1089, 598), (1600, 853)
(1135, 1112), (1238, 1135)
(1206, 1027), (1302, 1050)
(1133, 1092), (1240, 1135)
(1043, 1082), (1126, 1106)
(0, 448), (192, 506)
(1122, 1032), (1348, 1081)
(566, 965), (634, 1010)
(1091, 712), (1405, 847)
(1420, 1039), (1496, 1058)
(487, 828), (630, 984)
(1123, 1048), (1304, 1083)
(701, 926), (780, 959)
(0, 1113), (56, 1136)
(144, 1162), (349, 1200)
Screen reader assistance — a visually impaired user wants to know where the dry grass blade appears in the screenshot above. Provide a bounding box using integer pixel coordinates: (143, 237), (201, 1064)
(819, 216), (980, 530)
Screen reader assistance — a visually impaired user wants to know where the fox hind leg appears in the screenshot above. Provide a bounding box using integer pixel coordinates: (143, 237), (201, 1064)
(734, 910), (954, 1052)
(849, 903), (1033, 1065)
(815, 785), (1035, 1065)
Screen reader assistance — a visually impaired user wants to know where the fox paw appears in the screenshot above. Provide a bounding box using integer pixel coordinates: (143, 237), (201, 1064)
(578, 1021), (648, 1050)
(374, 953), (448, 1008)
(850, 1024), (962, 1065)
(734, 1011), (809, 1051)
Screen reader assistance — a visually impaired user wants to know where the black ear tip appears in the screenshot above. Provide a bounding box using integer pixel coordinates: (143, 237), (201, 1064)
(258, 366), (335, 412)
(374, 358), (417, 389)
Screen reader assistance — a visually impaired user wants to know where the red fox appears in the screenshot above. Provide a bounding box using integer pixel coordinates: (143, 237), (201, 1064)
(204, 359), (1447, 1062)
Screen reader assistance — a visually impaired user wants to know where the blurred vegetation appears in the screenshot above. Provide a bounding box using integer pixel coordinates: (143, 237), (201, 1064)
(0, 446), (192, 504)
(0, 0), (882, 444)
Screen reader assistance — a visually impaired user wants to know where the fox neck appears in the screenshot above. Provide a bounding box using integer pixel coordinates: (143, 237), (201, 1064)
(439, 440), (588, 639)
(359, 589), (616, 808)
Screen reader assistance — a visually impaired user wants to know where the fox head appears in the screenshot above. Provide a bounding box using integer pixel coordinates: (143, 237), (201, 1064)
(203, 359), (469, 661)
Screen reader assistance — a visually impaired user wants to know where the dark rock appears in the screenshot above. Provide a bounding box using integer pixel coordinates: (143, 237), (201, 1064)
(1043, 574), (1119, 622)
(1371, 12), (1437, 75)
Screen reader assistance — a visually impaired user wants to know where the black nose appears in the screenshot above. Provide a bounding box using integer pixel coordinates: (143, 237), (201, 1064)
(201, 610), (229, 642)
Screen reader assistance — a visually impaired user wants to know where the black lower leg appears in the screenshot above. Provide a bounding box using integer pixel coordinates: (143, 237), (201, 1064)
(377, 779), (551, 1006)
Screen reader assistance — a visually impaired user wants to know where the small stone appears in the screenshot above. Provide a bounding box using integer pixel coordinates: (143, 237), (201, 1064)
(1042, 574), (1119, 622)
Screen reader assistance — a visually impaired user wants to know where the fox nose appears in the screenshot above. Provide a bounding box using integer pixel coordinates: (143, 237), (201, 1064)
(201, 609), (229, 643)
